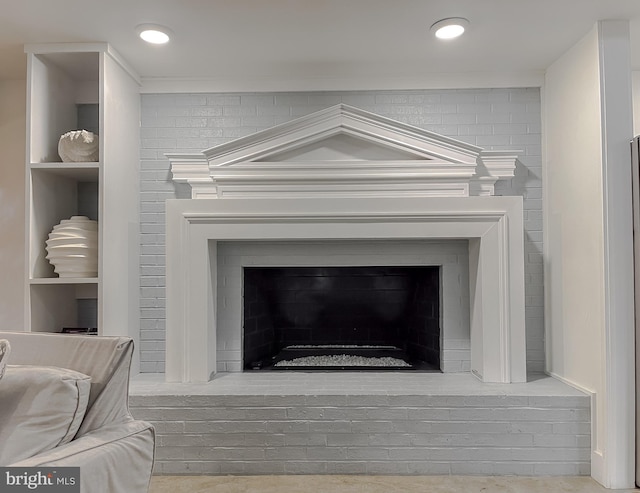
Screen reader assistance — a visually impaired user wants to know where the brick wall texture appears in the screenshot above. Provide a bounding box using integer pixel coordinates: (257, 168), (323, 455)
(130, 392), (589, 475)
(139, 89), (543, 373)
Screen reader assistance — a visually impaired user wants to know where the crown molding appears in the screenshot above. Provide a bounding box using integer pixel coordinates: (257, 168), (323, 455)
(140, 71), (545, 94)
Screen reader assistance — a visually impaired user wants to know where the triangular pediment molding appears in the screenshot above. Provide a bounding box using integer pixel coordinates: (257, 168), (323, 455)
(167, 104), (520, 198)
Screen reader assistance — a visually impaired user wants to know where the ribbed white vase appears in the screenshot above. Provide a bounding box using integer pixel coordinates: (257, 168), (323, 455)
(45, 216), (98, 278)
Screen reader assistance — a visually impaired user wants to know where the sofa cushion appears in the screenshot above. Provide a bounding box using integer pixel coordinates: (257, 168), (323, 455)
(0, 365), (91, 464)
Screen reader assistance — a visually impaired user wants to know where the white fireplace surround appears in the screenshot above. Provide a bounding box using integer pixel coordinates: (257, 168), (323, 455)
(165, 104), (526, 383)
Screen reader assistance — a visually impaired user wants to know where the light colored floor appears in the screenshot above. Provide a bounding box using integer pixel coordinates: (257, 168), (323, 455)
(149, 475), (638, 492)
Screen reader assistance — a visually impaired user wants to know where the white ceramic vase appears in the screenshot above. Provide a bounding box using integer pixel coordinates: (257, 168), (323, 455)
(58, 130), (99, 162)
(45, 216), (98, 278)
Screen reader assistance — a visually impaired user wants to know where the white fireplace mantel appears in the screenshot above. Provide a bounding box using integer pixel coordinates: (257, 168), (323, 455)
(167, 104), (520, 198)
(164, 104), (526, 383)
(165, 196), (526, 383)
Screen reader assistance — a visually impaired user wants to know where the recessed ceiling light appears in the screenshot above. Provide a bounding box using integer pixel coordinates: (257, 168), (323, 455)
(430, 18), (469, 40)
(136, 24), (173, 44)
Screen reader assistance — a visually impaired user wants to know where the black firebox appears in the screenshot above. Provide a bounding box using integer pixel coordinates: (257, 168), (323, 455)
(242, 266), (441, 371)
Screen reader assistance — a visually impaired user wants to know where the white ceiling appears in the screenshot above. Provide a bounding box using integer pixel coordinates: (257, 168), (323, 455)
(2, 0), (640, 91)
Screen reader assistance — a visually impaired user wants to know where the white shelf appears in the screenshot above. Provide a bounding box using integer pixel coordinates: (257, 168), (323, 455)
(30, 277), (99, 285)
(24, 42), (140, 371)
(30, 162), (100, 180)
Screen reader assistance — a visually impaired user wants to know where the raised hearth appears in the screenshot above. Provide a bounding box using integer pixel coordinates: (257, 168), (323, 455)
(130, 372), (590, 476)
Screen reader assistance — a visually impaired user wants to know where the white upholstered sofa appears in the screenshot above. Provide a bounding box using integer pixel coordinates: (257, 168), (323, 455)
(0, 331), (155, 492)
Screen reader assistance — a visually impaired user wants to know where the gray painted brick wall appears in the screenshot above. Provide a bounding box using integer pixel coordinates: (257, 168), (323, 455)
(130, 393), (589, 475)
(139, 89), (543, 373)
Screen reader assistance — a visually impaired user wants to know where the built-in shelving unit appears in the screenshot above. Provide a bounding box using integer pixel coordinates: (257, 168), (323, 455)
(24, 43), (141, 371)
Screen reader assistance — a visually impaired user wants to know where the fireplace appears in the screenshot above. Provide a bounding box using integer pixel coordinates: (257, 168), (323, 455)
(215, 239), (470, 374)
(242, 265), (441, 371)
(165, 104), (526, 383)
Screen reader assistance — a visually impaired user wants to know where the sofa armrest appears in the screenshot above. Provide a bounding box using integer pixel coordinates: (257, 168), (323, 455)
(10, 420), (155, 493)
